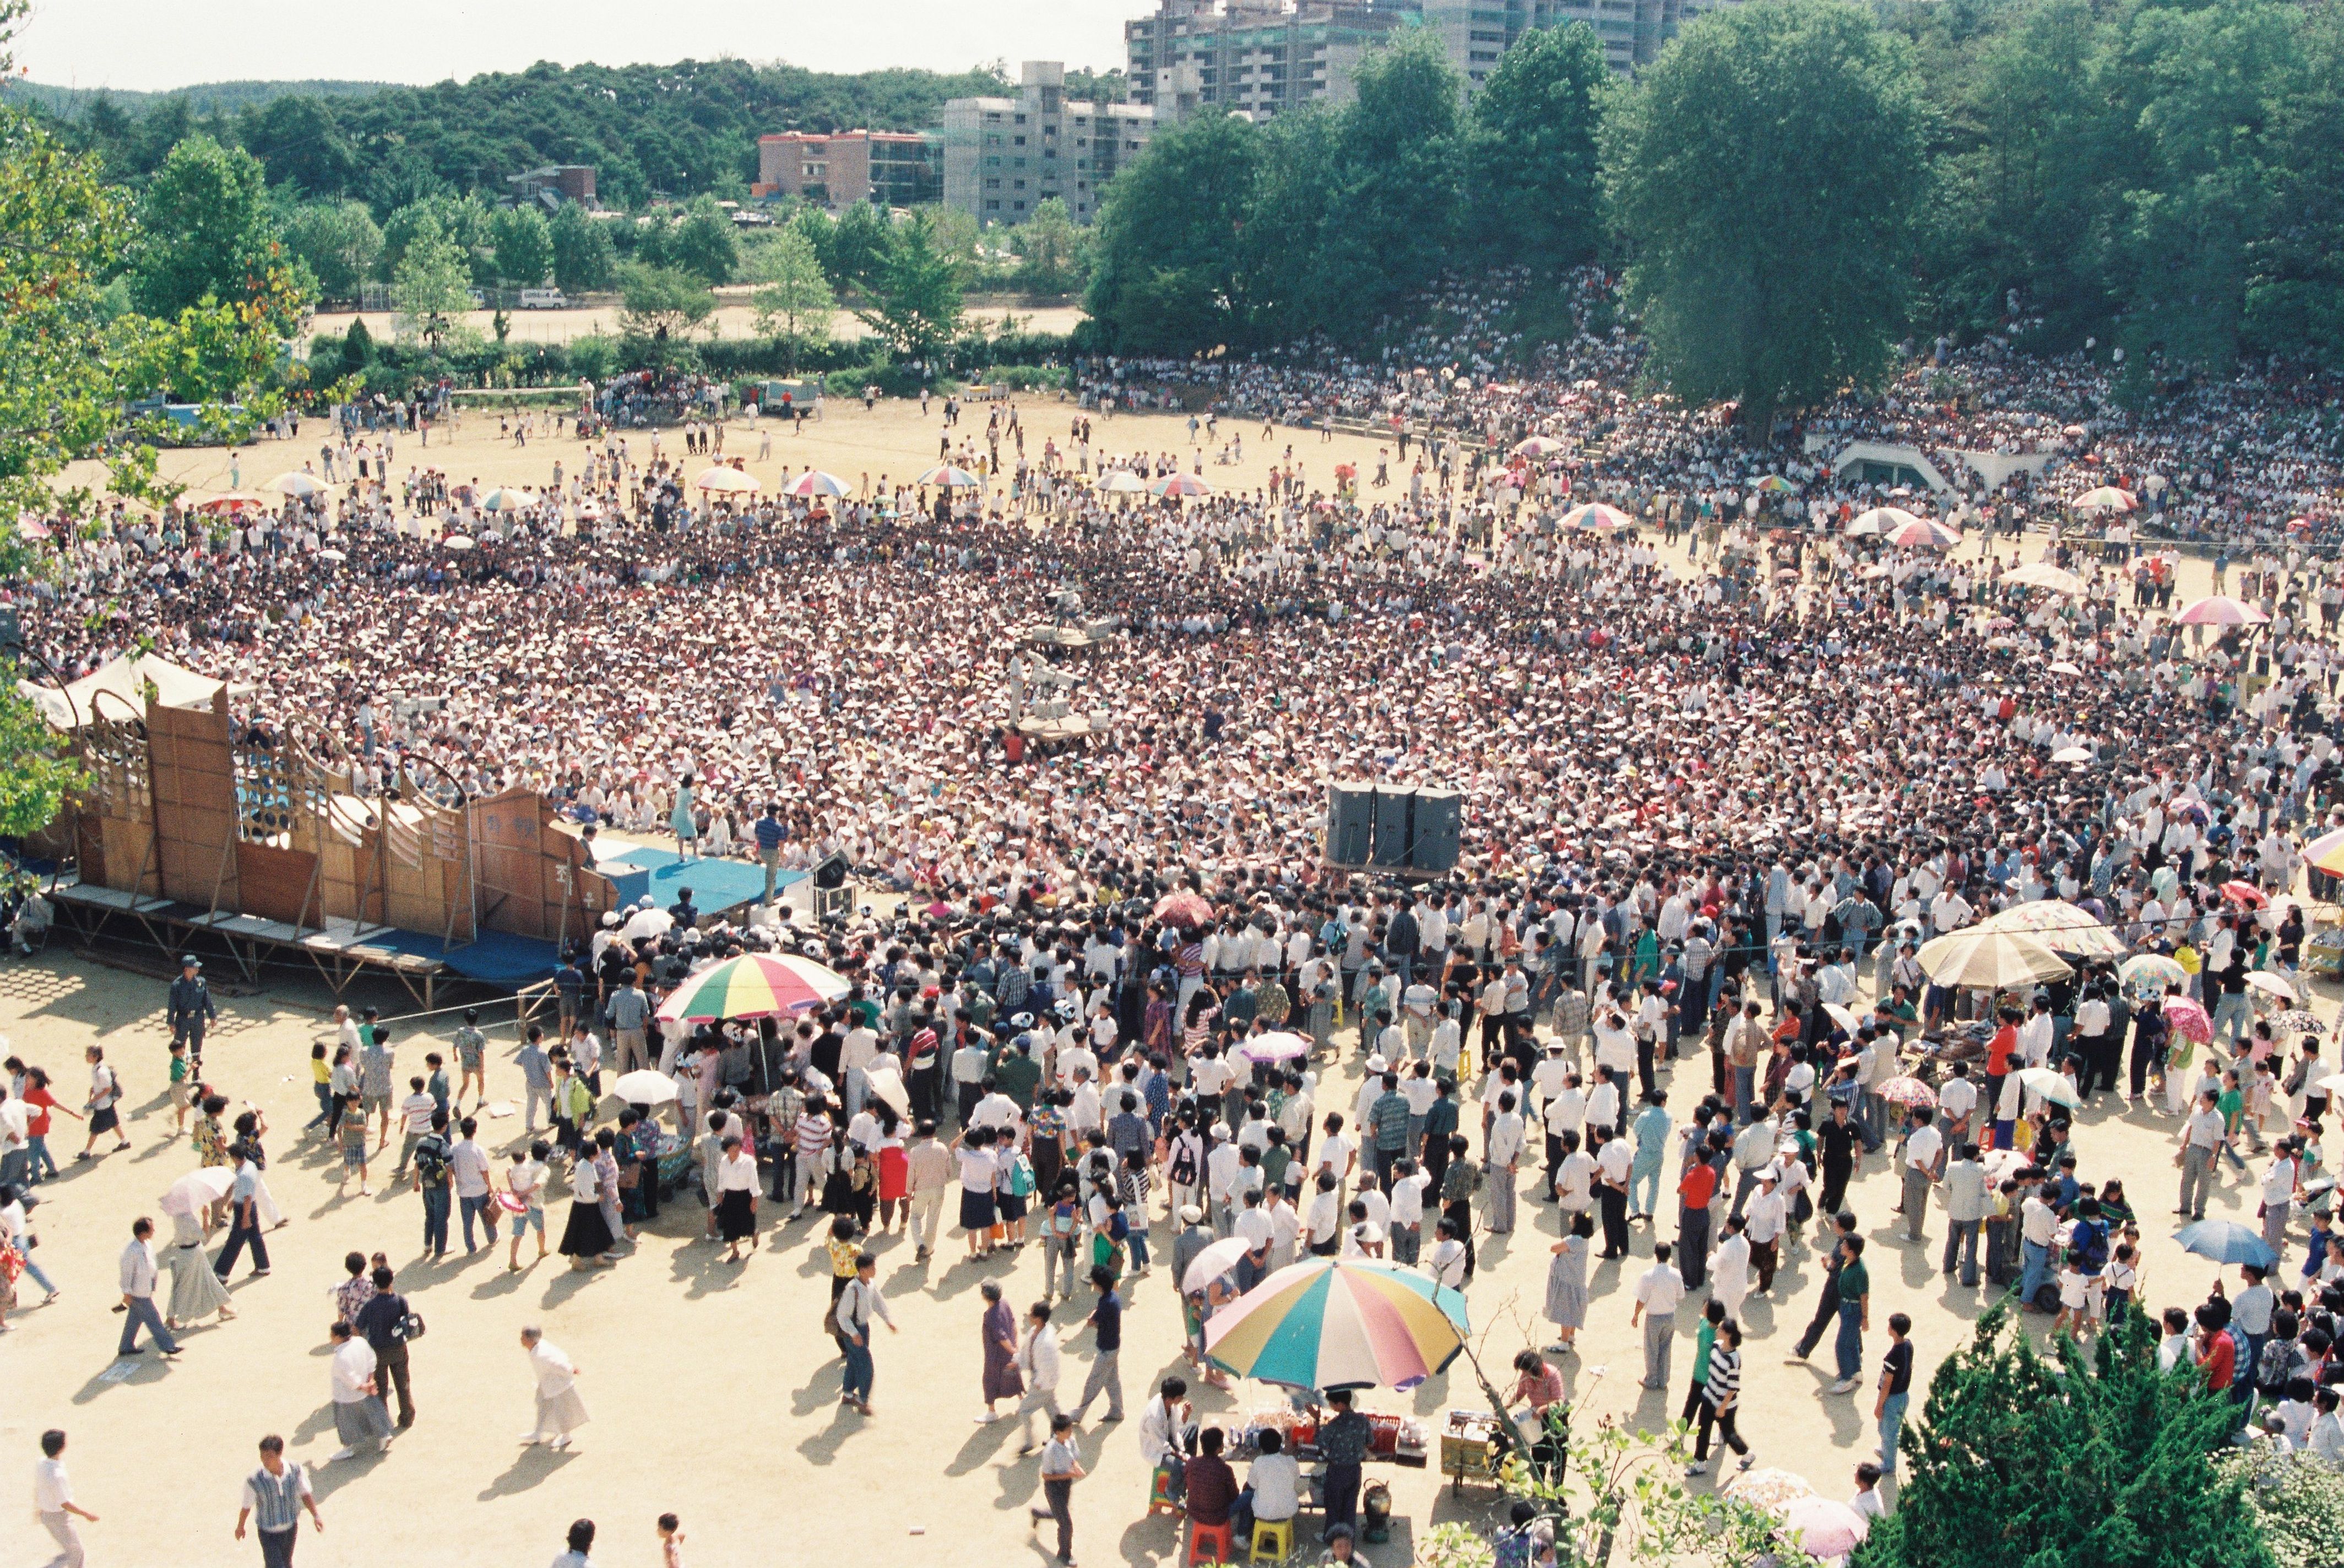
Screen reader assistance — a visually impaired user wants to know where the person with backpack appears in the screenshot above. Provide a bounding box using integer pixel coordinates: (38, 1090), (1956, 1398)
(352, 1264), (420, 1430)
(77, 1046), (129, 1161)
(410, 1112), (454, 1260)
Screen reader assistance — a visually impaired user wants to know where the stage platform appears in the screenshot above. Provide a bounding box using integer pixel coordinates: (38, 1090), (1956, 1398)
(588, 840), (804, 918)
(44, 875), (558, 1008)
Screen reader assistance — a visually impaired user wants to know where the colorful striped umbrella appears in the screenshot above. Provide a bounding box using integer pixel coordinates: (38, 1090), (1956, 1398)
(781, 470), (851, 497)
(656, 953), (850, 1023)
(478, 486), (537, 512)
(1152, 473), (1214, 498)
(1511, 436), (1569, 458)
(1752, 475), (1795, 493)
(1203, 1258), (1467, 1392)
(915, 464), (983, 488)
(1846, 506), (1922, 537)
(1561, 502), (1634, 531)
(2303, 827), (2344, 875)
(1885, 516), (1963, 549)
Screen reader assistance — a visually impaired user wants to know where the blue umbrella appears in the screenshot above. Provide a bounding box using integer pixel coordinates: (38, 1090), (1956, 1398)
(2173, 1220), (2276, 1269)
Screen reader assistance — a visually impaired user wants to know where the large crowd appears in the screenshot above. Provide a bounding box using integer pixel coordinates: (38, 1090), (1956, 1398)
(14, 271), (2344, 1564)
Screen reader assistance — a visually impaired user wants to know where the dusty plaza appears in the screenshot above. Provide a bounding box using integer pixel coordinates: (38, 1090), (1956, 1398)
(3, 396), (2323, 1566)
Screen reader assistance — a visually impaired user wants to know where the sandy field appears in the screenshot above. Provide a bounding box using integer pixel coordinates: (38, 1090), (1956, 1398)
(13, 402), (2274, 1567)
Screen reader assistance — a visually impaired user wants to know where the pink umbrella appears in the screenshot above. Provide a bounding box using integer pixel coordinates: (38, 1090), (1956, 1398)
(2164, 996), (2213, 1044)
(1780, 1496), (1869, 1559)
(2174, 595), (2269, 626)
(780, 470), (851, 497)
(1154, 890), (1213, 928)
(1151, 473), (1214, 498)
(1877, 1076), (1937, 1109)
(1886, 517), (1963, 549)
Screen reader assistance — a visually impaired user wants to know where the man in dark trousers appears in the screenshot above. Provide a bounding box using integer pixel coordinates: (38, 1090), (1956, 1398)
(1383, 898), (1421, 985)
(1315, 1387), (1371, 1542)
(1817, 1098), (1862, 1219)
(167, 955), (218, 1072)
(1790, 1210), (1860, 1362)
(354, 1264), (419, 1429)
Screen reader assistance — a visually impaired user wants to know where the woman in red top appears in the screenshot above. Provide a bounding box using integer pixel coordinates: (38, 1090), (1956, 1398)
(15, 1065), (75, 1184)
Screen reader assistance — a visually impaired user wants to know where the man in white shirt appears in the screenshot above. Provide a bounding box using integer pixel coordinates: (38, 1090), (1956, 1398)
(2179, 1089), (2225, 1222)
(1014, 1302), (1065, 1453)
(34, 1429), (96, 1568)
(1900, 1108), (1944, 1243)
(2261, 1140), (2300, 1261)
(1242, 1427), (1302, 1537)
(1485, 1092), (1524, 1235)
(117, 1216), (180, 1358)
(1744, 1168), (1788, 1295)
(1630, 1245), (1686, 1390)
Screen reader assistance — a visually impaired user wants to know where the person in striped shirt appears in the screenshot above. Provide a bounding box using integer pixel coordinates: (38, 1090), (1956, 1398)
(1685, 1319), (1751, 1475)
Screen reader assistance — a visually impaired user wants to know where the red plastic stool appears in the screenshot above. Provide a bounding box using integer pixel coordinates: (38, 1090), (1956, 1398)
(1186, 1520), (1236, 1565)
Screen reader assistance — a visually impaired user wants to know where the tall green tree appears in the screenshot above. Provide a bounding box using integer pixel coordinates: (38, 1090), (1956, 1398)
(490, 203), (555, 287)
(616, 262), (717, 356)
(1856, 1307), (2271, 1568)
(240, 93), (359, 195)
(2243, 2), (2344, 366)
(1606, 0), (1934, 437)
(829, 200), (895, 292)
(547, 201), (616, 293)
(1084, 109), (1266, 352)
(131, 133), (297, 319)
(281, 199), (383, 301)
(669, 194), (740, 284)
(853, 211), (962, 364)
(748, 227), (836, 371)
(389, 216), (478, 352)
(1008, 197), (1088, 295)
(1466, 21), (1609, 273)
(2109, 0), (2298, 374)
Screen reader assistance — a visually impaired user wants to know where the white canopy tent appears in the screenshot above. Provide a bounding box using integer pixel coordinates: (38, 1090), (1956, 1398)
(17, 652), (245, 729)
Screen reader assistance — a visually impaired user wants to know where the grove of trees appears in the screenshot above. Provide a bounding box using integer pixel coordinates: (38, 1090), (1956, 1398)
(1087, 0), (2344, 428)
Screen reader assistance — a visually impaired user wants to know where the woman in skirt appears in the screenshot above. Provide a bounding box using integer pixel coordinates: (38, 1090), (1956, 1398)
(978, 1279), (1023, 1420)
(559, 1150), (616, 1271)
(715, 1135), (759, 1263)
(520, 1326), (590, 1448)
(165, 1207), (236, 1330)
(1544, 1211), (1593, 1352)
(956, 1125), (1001, 1260)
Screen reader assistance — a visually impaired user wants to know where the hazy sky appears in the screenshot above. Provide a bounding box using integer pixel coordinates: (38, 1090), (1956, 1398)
(11, 1), (1157, 91)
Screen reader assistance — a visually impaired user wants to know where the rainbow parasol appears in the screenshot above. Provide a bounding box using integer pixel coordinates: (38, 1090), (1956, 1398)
(1203, 1258), (1468, 1391)
(656, 952), (850, 1023)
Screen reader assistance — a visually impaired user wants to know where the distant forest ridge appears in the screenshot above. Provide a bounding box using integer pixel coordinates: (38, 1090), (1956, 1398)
(5, 58), (1128, 207)
(2, 78), (392, 116)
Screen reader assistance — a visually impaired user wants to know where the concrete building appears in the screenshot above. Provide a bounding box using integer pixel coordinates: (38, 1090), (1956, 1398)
(1126, 0), (1421, 121)
(942, 62), (1154, 226)
(752, 130), (942, 209)
(505, 165), (596, 211)
(1421, 0), (1746, 85)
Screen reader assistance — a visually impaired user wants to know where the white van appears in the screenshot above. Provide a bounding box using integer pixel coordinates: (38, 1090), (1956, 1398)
(517, 288), (569, 310)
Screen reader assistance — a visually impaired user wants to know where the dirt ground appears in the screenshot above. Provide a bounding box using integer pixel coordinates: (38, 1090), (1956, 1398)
(14, 407), (2276, 1566)
(61, 394), (1397, 522)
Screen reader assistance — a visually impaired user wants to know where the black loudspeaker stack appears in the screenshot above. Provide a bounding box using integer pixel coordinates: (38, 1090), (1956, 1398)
(1323, 784), (1462, 876)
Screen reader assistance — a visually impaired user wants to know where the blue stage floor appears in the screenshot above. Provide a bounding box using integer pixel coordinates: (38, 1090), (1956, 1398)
(352, 926), (562, 987)
(591, 844), (803, 916)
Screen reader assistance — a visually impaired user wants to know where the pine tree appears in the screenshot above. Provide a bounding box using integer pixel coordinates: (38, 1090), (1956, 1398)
(1857, 1305), (2273, 1568)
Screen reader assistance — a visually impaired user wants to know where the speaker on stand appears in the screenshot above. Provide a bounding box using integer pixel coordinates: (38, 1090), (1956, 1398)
(1409, 789), (1462, 876)
(1326, 783), (1374, 867)
(1370, 784), (1415, 871)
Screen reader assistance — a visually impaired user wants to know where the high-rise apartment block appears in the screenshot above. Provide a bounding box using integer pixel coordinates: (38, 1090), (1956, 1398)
(941, 62), (1154, 226)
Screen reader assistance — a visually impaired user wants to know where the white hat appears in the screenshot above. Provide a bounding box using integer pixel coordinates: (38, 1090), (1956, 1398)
(1179, 1204), (1205, 1224)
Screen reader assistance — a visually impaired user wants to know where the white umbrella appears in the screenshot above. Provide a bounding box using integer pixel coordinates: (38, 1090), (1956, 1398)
(1182, 1235), (1254, 1293)
(695, 467), (761, 495)
(270, 472), (326, 497)
(2016, 1066), (2081, 1108)
(442, 534), (476, 551)
(2050, 744), (2095, 763)
(1822, 1002), (1864, 1035)
(2244, 972), (2298, 1002)
(317, 547), (348, 563)
(160, 1166), (235, 1218)
(1099, 470), (1149, 493)
(864, 1065), (910, 1121)
(2001, 561), (2085, 594)
(621, 906), (674, 941)
(1976, 900), (2126, 958)
(1916, 926), (2071, 988)
(611, 1069), (680, 1106)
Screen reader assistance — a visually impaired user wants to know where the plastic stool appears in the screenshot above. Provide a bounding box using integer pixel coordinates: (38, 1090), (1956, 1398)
(1148, 1461), (1183, 1516)
(1248, 1518), (1295, 1564)
(1186, 1520), (1236, 1565)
